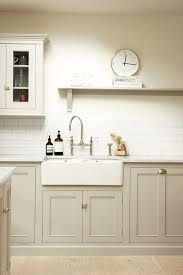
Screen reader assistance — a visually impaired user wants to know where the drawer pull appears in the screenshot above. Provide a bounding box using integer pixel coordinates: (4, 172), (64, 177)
(158, 169), (167, 175)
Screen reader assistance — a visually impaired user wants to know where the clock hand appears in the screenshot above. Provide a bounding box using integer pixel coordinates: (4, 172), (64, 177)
(125, 62), (137, 65)
(124, 54), (127, 66)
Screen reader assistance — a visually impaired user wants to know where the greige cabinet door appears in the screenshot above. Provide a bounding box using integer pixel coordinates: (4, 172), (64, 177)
(0, 185), (3, 275)
(130, 167), (183, 243)
(43, 191), (82, 243)
(160, 168), (183, 242)
(130, 168), (161, 243)
(83, 191), (123, 243)
(11, 167), (36, 244)
(3, 181), (11, 275)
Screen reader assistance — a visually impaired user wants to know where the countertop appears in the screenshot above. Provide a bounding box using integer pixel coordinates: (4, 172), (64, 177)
(0, 167), (15, 186)
(0, 156), (44, 162)
(45, 155), (183, 163)
(1, 155), (183, 163)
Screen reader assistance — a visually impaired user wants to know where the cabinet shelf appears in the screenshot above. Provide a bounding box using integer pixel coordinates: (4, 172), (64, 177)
(13, 87), (29, 89)
(58, 86), (183, 112)
(13, 65), (29, 68)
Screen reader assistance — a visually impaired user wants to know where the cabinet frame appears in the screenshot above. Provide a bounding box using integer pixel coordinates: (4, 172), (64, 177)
(0, 44), (6, 109)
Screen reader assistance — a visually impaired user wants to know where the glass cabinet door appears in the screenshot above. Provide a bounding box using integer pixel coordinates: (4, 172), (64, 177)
(6, 44), (36, 109)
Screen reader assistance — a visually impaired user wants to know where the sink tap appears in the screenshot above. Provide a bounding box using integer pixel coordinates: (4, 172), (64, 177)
(69, 116), (84, 145)
(68, 116), (93, 156)
(107, 143), (113, 156)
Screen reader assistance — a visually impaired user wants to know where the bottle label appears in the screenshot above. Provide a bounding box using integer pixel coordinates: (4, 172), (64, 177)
(54, 142), (64, 153)
(46, 145), (53, 153)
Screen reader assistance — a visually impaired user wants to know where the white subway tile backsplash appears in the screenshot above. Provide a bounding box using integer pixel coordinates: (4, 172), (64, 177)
(0, 96), (183, 157)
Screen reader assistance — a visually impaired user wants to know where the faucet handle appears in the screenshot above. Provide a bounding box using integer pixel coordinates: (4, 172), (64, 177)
(107, 143), (113, 156)
(89, 137), (93, 156)
(70, 136), (73, 143)
(70, 136), (74, 156)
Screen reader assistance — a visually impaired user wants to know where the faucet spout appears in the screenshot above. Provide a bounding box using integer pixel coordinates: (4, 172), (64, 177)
(69, 116), (84, 144)
(68, 116), (93, 156)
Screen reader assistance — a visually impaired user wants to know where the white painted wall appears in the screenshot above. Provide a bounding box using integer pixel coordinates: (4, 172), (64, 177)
(0, 12), (183, 157)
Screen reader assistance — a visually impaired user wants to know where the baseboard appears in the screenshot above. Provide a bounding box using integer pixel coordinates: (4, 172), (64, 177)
(11, 245), (183, 256)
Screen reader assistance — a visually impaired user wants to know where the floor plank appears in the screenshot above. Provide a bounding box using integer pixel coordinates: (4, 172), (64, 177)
(11, 256), (183, 275)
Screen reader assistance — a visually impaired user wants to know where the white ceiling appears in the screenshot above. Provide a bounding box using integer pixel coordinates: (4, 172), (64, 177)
(0, 0), (182, 15)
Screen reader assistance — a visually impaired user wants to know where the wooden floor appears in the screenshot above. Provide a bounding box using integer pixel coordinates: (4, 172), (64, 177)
(11, 256), (183, 275)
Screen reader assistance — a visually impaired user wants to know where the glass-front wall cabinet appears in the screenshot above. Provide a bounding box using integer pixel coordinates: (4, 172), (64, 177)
(0, 34), (46, 116)
(6, 44), (36, 109)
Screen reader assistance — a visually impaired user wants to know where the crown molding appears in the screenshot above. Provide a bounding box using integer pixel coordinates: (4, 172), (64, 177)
(0, 33), (49, 44)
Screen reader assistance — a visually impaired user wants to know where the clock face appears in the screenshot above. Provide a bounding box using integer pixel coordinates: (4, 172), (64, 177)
(111, 49), (139, 76)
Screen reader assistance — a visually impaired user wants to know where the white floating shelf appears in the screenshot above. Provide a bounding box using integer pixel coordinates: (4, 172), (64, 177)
(58, 87), (183, 112)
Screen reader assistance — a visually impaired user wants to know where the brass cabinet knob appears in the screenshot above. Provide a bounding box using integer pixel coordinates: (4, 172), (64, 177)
(1, 208), (10, 213)
(81, 203), (87, 209)
(158, 169), (167, 175)
(5, 208), (10, 213)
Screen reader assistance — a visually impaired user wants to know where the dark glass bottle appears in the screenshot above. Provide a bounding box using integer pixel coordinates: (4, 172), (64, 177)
(54, 131), (64, 155)
(46, 135), (53, 156)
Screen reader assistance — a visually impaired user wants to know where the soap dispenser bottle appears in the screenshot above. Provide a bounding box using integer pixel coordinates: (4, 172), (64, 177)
(46, 135), (53, 156)
(54, 131), (64, 155)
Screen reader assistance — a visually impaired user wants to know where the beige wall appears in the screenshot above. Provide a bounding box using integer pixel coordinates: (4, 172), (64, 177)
(0, 13), (183, 87)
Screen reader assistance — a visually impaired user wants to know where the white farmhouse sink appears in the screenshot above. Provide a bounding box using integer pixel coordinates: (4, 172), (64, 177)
(41, 159), (123, 186)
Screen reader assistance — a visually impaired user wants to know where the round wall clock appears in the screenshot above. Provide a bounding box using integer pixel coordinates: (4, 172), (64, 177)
(111, 49), (139, 76)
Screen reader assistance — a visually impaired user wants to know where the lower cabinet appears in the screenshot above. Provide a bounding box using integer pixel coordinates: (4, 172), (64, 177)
(0, 180), (11, 275)
(43, 191), (83, 243)
(0, 164), (36, 244)
(11, 166), (36, 244)
(43, 190), (123, 243)
(130, 166), (183, 243)
(83, 191), (123, 243)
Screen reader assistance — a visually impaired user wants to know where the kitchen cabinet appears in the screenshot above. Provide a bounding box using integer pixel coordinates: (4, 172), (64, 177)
(0, 164), (36, 244)
(0, 34), (48, 117)
(83, 191), (122, 243)
(130, 166), (183, 243)
(43, 191), (83, 243)
(130, 167), (160, 243)
(0, 185), (3, 274)
(43, 190), (123, 243)
(160, 168), (183, 242)
(11, 166), (36, 244)
(0, 179), (11, 275)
